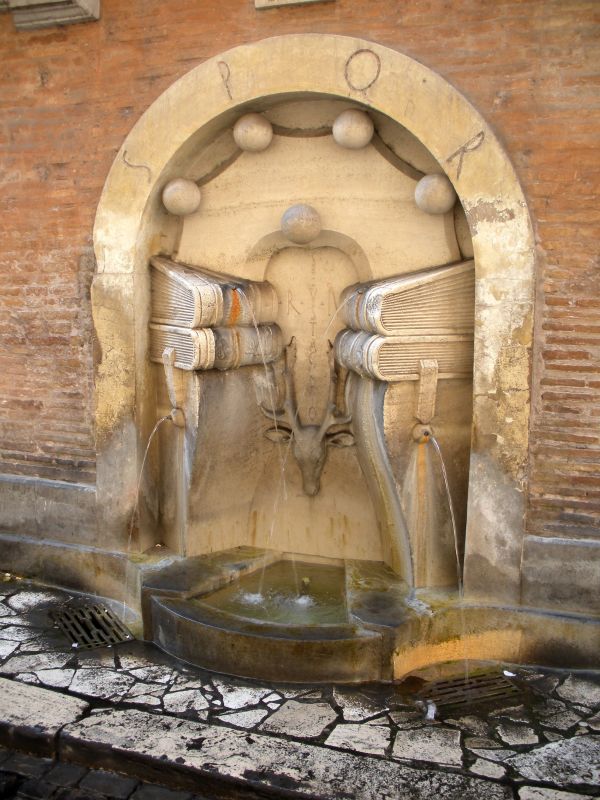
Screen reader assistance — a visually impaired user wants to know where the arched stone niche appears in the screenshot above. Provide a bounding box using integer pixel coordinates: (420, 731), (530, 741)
(92, 34), (535, 607)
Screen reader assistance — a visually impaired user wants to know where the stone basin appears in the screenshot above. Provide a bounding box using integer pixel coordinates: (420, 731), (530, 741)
(139, 546), (600, 685)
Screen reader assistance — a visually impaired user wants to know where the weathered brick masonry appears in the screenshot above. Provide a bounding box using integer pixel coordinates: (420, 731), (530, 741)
(0, 1), (598, 541)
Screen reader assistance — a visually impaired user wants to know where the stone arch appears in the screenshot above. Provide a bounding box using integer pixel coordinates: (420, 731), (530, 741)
(92, 34), (535, 606)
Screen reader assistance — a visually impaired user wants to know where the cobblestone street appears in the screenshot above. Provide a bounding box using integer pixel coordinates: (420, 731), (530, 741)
(0, 578), (598, 798)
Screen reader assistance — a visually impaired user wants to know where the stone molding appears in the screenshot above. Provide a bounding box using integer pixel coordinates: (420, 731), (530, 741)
(5, 0), (100, 30)
(92, 34), (536, 606)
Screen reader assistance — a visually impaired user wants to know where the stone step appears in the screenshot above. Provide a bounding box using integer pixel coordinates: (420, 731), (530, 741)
(59, 706), (513, 800)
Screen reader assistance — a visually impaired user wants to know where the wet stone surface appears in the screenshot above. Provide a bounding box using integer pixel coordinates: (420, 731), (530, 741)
(0, 578), (599, 798)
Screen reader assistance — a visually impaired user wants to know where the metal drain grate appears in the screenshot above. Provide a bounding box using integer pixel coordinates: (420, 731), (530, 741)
(52, 603), (133, 649)
(421, 671), (521, 711)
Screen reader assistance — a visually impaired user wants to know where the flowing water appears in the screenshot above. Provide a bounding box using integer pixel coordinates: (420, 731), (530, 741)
(429, 433), (469, 685)
(429, 434), (463, 594)
(123, 415), (172, 620)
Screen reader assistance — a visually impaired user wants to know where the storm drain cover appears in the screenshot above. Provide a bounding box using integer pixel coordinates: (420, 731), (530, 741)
(421, 671), (521, 711)
(52, 603), (133, 649)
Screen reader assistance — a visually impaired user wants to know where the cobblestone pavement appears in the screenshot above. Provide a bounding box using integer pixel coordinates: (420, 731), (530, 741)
(0, 748), (208, 800)
(0, 576), (599, 799)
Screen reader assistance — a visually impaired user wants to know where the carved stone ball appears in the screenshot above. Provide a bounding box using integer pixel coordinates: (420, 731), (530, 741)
(332, 109), (374, 149)
(414, 173), (457, 215)
(233, 113), (273, 152)
(281, 204), (322, 244)
(161, 178), (202, 216)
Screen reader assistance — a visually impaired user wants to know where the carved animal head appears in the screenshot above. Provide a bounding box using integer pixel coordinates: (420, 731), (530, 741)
(260, 341), (354, 497)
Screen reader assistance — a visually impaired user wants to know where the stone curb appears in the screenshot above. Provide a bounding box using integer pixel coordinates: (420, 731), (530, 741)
(0, 676), (89, 757)
(58, 706), (513, 800)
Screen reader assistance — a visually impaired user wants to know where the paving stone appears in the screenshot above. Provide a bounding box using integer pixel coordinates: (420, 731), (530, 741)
(535, 699), (583, 731)
(15, 673), (41, 685)
(170, 675), (206, 692)
(0, 652), (74, 675)
(543, 731), (563, 742)
(0, 614), (47, 629)
(0, 640), (19, 660)
(162, 689), (210, 717)
(469, 758), (506, 779)
(496, 722), (539, 746)
(217, 709), (269, 729)
(60, 707), (512, 800)
(124, 682), (166, 700)
(2, 751), (53, 777)
(70, 668), (135, 700)
(490, 704), (530, 723)
(392, 726), (462, 767)
(75, 650), (116, 669)
(35, 668), (75, 689)
(325, 719), (391, 756)
(389, 709), (425, 729)
(131, 785), (193, 800)
(469, 748), (516, 762)
(270, 685), (314, 699)
(506, 735), (600, 787)
(16, 777), (57, 799)
(262, 692), (283, 704)
(0, 626), (39, 643)
(18, 633), (71, 655)
(585, 710), (600, 730)
(128, 666), (174, 684)
(556, 676), (600, 708)
(212, 678), (272, 709)
(463, 736), (500, 750)
(333, 688), (388, 722)
(79, 768), (139, 798)
(522, 674), (561, 694)
(259, 700), (337, 739)
(0, 677), (88, 755)
(126, 694), (162, 708)
(0, 603), (16, 618)
(7, 591), (69, 613)
(446, 715), (488, 736)
(518, 788), (595, 800)
(53, 789), (107, 800)
(46, 762), (88, 787)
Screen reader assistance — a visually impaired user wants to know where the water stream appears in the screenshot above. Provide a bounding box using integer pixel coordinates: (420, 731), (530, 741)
(123, 415), (172, 620)
(429, 433), (469, 685)
(429, 434), (463, 594)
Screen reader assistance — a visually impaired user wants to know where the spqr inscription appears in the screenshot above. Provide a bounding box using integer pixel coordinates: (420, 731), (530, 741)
(446, 130), (485, 180)
(217, 60), (233, 100)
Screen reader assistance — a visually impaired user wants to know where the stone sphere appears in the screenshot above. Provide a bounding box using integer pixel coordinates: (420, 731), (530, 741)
(332, 109), (374, 149)
(161, 178), (201, 216)
(414, 174), (457, 215)
(233, 113), (273, 152)
(281, 204), (322, 244)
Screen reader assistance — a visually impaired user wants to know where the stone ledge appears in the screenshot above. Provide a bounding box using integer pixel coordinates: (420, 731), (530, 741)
(59, 706), (512, 799)
(0, 677), (89, 756)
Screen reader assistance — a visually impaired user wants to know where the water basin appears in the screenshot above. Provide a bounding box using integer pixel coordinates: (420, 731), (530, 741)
(198, 560), (347, 625)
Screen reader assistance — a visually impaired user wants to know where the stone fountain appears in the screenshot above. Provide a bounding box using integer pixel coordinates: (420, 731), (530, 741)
(85, 36), (598, 683)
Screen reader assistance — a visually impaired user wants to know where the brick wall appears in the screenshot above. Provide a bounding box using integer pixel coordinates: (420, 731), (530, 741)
(0, 1), (598, 541)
